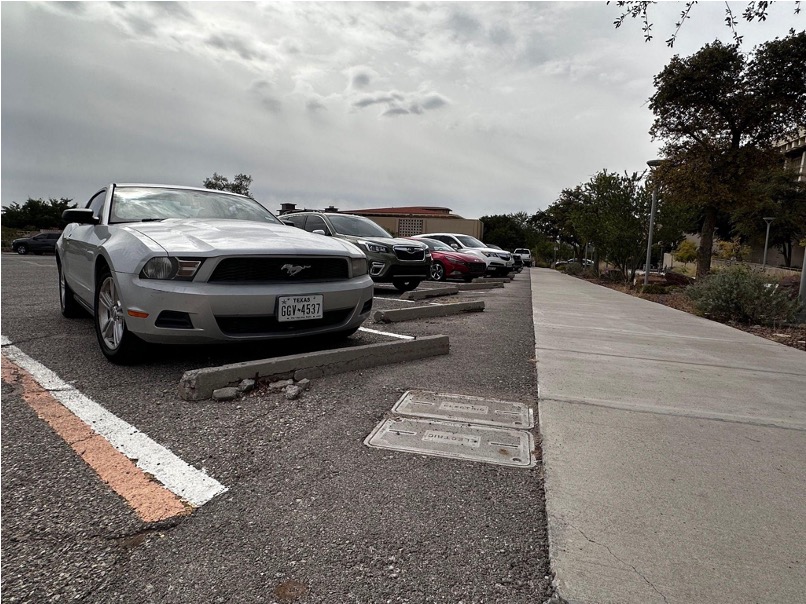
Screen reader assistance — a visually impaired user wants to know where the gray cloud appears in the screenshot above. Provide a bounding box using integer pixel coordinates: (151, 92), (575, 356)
(250, 80), (283, 113)
(206, 34), (265, 62)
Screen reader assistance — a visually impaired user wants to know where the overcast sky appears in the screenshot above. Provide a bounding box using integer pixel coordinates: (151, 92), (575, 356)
(2, 1), (802, 218)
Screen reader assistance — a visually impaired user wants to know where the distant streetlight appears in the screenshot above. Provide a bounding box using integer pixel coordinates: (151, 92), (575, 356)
(762, 217), (775, 271)
(644, 159), (663, 286)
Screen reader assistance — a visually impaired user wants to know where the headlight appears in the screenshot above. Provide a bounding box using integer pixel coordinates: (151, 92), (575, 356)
(482, 251), (496, 257)
(140, 257), (202, 280)
(446, 256), (466, 265)
(358, 240), (390, 254)
(351, 257), (368, 277)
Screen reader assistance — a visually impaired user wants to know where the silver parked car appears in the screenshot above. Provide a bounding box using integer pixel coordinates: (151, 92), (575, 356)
(57, 184), (374, 363)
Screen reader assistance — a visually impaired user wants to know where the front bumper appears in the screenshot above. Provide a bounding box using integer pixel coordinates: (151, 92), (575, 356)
(115, 271), (375, 344)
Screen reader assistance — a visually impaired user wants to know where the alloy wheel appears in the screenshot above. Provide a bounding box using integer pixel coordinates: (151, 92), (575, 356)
(97, 276), (125, 351)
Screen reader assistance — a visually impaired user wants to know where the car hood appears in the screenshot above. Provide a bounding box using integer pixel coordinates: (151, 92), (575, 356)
(436, 250), (484, 263)
(126, 219), (361, 256)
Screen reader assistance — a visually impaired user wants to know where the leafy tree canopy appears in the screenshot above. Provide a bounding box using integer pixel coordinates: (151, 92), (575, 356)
(203, 173), (253, 197)
(1, 197), (75, 230)
(648, 31), (806, 276)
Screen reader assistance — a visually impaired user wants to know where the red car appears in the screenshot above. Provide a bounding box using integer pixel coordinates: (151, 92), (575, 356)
(407, 237), (487, 282)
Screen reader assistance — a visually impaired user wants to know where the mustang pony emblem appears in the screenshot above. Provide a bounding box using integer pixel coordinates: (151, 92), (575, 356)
(281, 263), (311, 277)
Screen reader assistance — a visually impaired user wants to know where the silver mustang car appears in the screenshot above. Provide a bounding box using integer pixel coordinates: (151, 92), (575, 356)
(57, 184), (374, 363)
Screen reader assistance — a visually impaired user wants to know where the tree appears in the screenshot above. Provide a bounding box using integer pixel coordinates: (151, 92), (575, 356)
(570, 171), (653, 281)
(731, 168), (806, 267)
(611, 1), (802, 47)
(203, 173), (253, 196)
(649, 32), (806, 277)
(674, 239), (698, 264)
(1, 197), (75, 230)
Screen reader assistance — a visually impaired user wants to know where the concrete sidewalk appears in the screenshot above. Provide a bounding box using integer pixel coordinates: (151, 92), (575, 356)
(532, 269), (806, 604)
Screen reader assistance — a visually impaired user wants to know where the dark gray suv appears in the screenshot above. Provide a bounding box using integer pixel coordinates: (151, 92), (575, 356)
(283, 212), (431, 291)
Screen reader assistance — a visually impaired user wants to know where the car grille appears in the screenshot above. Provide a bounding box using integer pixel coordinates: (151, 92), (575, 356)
(392, 245), (426, 261)
(208, 257), (349, 283)
(215, 309), (352, 335)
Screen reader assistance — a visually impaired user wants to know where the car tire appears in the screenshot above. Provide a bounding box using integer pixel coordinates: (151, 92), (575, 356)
(429, 262), (446, 281)
(94, 266), (143, 364)
(58, 259), (84, 318)
(16, 245), (28, 255)
(392, 279), (420, 292)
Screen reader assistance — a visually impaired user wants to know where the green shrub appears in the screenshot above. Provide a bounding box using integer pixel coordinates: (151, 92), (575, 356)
(564, 262), (583, 275)
(640, 284), (668, 295)
(687, 265), (802, 325)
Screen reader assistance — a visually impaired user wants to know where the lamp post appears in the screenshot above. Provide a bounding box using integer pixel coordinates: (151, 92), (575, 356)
(761, 217), (775, 271)
(644, 159), (663, 286)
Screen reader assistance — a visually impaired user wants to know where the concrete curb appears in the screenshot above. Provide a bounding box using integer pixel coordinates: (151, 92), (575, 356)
(400, 286), (459, 300)
(373, 301), (485, 323)
(178, 335), (450, 401)
(473, 277), (510, 284)
(453, 282), (504, 291)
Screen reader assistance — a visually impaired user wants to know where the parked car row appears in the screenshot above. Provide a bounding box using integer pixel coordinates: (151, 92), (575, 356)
(56, 183), (529, 364)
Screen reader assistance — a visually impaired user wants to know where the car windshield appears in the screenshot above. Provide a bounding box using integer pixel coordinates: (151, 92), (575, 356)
(109, 187), (282, 225)
(328, 214), (391, 238)
(416, 238), (453, 252)
(515, 249), (529, 254)
(455, 235), (487, 248)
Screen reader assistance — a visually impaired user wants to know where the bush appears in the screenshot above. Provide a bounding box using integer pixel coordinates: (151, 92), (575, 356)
(687, 265), (802, 325)
(564, 262), (583, 275)
(600, 268), (626, 282)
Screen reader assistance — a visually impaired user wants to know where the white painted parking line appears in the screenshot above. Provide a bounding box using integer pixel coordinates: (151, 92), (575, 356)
(373, 296), (418, 304)
(1, 340), (227, 508)
(358, 327), (416, 340)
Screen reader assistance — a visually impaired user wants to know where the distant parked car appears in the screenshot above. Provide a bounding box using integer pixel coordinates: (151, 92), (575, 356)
(513, 248), (532, 267)
(484, 244), (516, 272)
(57, 184), (374, 363)
(412, 233), (511, 277)
(407, 237), (487, 282)
(12, 232), (60, 255)
(283, 212), (431, 291)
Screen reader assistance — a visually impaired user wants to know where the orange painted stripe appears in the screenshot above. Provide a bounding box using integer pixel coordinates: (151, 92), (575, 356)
(1, 358), (190, 522)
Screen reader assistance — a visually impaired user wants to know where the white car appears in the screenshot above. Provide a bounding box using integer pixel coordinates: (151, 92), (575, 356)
(57, 184), (374, 363)
(514, 248), (533, 267)
(413, 233), (512, 276)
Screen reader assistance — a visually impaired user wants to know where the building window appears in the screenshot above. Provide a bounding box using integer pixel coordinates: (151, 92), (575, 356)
(398, 218), (424, 237)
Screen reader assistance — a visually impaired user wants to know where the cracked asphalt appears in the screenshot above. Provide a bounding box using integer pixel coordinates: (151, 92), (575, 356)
(1, 254), (551, 604)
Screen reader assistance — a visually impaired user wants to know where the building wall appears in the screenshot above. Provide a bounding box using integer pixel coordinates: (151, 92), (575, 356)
(362, 216), (483, 239)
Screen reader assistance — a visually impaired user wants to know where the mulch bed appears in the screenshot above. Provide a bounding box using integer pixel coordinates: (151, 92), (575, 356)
(577, 276), (806, 352)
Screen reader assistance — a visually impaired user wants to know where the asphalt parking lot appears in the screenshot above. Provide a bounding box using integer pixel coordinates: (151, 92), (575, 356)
(1, 254), (551, 603)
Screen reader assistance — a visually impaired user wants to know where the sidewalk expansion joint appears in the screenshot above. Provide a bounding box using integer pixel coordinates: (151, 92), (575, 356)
(538, 396), (806, 432)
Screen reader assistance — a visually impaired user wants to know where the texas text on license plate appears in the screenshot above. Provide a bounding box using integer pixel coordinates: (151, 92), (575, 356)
(278, 295), (324, 322)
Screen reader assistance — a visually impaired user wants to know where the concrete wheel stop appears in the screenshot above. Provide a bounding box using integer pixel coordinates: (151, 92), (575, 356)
(373, 301), (484, 323)
(178, 335), (450, 401)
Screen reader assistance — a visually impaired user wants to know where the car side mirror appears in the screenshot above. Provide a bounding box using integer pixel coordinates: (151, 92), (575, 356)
(312, 229), (330, 236)
(62, 208), (99, 225)
(281, 220), (296, 227)
(450, 243), (459, 249)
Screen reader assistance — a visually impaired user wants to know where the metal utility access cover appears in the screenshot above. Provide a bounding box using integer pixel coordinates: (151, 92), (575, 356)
(392, 390), (534, 429)
(364, 417), (536, 468)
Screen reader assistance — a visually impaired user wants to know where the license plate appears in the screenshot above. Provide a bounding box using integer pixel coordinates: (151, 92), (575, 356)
(277, 295), (323, 322)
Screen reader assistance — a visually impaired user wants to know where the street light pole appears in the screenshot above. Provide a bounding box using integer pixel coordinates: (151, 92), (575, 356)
(644, 159), (663, 286)
(762, 217), (775, 271)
